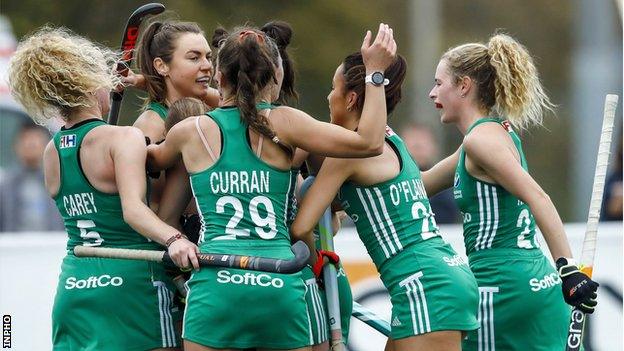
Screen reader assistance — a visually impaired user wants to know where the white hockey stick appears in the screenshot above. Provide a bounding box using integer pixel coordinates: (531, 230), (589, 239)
(565, 94), (619, 351)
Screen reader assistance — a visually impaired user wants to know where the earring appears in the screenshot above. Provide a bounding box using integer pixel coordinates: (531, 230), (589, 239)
(347, 106), (353, 112)
(461, 94), (466, 98)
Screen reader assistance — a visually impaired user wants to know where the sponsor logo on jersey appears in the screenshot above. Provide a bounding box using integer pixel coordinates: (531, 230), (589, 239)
(65, 275), (123, 289)
(216, 270), (284, 288)
(529, 272), (561, 292)
(59, 134), (77, 149)
(453, 173), (463, 199)
(443, 255), (468, 267)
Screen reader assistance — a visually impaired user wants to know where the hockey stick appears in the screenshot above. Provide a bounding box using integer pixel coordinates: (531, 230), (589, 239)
(73, 240), (310, 274)
(565, 94), (619, 351)
(352, 301), (391, 336)
(300, 176), (345, 350)
(108, 3), (165, 125)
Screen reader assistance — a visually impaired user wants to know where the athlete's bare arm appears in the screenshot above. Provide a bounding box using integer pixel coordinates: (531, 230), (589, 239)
(463, 124), (573, 259)
(291, 157), (354, 264)
(147, 116), (221, 174)
(272, 106), (385, 158)
(422, 147), (460, 196)
(111, 127), (199, 269)
(42, 141), (61, 197)
(157, 161), (193, 229)
(271, 24), (397, 158)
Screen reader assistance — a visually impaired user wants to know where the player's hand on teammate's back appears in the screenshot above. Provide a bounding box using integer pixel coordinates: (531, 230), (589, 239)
(168, 237), (200, 270)
(556, 258), (599, 313)
(361, 23), (397, 73)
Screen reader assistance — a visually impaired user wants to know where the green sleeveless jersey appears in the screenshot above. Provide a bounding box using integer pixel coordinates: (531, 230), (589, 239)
(338, 127), (440, 269)
(190, 103), (296, 256)
(454, 118), (539, 257)
(147, 101), (168, 120)
(52, 119), (159, 252)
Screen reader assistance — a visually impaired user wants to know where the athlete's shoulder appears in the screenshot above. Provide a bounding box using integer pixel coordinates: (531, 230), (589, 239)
(133, 109), (166, 139)
(135, 109), (165, 125)
(463, 121), (509, 154)
(270, 105), (307, 121)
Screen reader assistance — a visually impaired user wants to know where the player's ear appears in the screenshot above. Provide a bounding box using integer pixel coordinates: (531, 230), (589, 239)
(153, 57), (169, 77)
(346, 91), (358, 112)
(459, 76), (472, 98)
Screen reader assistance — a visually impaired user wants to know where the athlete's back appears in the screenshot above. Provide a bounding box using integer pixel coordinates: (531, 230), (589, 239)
(7, 27), (193, 350)
(192, 103), (295, 255)
(183, 104), (311, 349)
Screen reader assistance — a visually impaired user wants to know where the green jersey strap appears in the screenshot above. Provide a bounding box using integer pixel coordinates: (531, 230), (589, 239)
(146, 101), (168, 121)
(454, 117), (540, 257)
(52, 118), (159, 252)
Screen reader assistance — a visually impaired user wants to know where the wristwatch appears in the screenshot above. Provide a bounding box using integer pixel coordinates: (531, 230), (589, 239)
(365, 72), (389, 86)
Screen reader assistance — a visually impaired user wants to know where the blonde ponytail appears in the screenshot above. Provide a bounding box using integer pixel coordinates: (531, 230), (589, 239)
(8, 26), (120, 125)
(487, 34), (554, 129)
(442, 33), (554, 130)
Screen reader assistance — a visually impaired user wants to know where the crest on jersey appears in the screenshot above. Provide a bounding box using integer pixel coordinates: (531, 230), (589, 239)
(60, 134), (77, 149)
(502, 120), (513, 133)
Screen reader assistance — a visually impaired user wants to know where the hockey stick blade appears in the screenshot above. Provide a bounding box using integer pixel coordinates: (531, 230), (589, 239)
(352, 301), (391, 336)
(109, 3), (165, 125)
(74, 240), (310, 274)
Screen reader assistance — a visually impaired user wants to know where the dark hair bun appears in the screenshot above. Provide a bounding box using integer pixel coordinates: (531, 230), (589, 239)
(211, 27), (229, 48)
(260, 21), (292, 48)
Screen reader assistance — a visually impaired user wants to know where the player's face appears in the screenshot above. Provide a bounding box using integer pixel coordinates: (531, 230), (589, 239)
(164, 33), (213, 101)
(429, 59), (463, 124)
(328, 64), (349, 126)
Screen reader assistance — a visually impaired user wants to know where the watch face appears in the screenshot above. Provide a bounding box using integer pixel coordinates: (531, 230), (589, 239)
(371, 72), (384, 85)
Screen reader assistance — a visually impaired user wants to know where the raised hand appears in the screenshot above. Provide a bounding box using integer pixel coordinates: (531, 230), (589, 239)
(361, 23), (397, 73)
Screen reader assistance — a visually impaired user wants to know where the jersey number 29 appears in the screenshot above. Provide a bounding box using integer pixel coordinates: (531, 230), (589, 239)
(215, 195), (277, 240)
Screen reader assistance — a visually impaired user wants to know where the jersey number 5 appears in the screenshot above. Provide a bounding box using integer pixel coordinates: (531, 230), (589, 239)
(77, 219), (104, 247)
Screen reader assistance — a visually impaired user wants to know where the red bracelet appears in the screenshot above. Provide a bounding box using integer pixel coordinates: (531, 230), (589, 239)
(165, 233), (187, 248)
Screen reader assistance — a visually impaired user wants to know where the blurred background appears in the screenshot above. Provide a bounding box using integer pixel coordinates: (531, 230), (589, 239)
(1, 0), (622, 224)
(0, 1), (622, 350)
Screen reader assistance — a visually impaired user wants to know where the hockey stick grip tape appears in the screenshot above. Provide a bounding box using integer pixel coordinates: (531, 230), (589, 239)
(73, 242), (309, 274)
